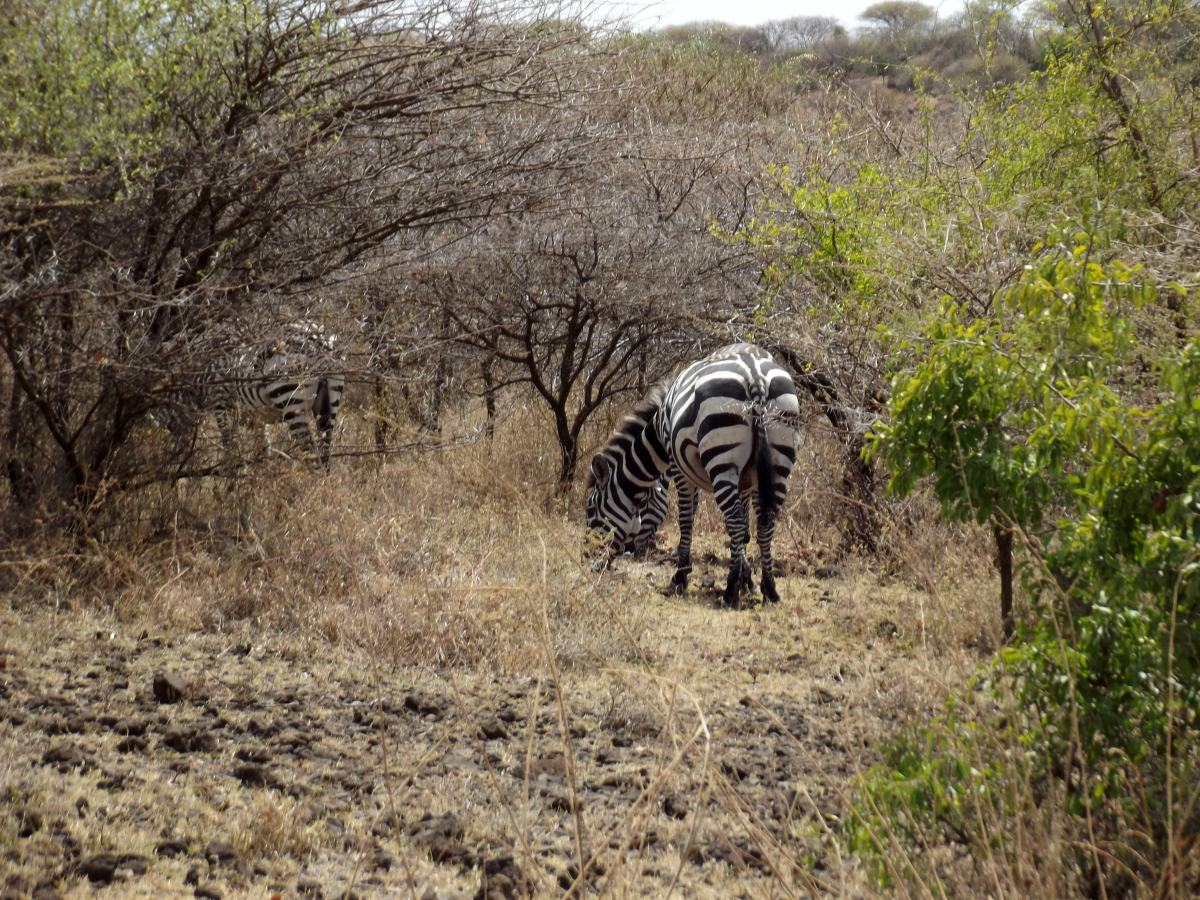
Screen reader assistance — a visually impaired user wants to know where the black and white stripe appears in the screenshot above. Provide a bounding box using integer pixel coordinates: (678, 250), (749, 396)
(586, 343), (799, 606)
(625, 468), (672, 557)
(152, 323), (345, 469)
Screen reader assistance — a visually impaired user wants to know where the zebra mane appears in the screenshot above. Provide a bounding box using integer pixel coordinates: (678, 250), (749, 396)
(586, 380), (669, 490)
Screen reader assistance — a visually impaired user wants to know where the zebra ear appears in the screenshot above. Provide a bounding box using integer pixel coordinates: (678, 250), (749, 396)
(590, 456), (611, 487)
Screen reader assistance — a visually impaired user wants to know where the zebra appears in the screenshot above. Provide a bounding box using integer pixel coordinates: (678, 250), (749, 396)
(150, 322), (345, 470)
(585, 343), (799, 607)
(625, 469), (672, 557)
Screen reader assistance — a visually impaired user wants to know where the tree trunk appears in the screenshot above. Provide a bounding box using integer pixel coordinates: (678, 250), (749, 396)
(994, 524), (1015, 641)
(840, 434), (880, 555)
(554, 409), (578, 493)
(4, 381), (37, 525)
(481, 358), (497, 441)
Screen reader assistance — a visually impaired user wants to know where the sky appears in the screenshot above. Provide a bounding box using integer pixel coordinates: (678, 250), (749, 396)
(598, 0), (966, 30)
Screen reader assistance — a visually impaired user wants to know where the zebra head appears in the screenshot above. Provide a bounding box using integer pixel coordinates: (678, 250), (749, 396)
(584, 454), (646, 563)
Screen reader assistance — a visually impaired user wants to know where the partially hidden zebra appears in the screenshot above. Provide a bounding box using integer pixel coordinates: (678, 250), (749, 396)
(586, 343), (799, 606)
(151, 322), (345, 470)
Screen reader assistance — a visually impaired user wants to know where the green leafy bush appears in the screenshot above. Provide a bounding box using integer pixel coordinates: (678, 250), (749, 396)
(860, 232), (1198, 889)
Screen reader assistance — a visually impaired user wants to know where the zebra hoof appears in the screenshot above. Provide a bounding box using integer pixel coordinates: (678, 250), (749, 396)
(723, 576), (743, 608)
(761, 574), (780, 604)
(668, 571), (689, 594)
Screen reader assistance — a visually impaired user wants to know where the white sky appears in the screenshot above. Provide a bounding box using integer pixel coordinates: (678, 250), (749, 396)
(599, 0), (966, 30)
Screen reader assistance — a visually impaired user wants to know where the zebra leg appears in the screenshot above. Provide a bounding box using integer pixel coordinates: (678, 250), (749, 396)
(713, 478), (751, 608)
(633, 472), (670, 558)
(279, 394), (318, 462)
(757, 503), (780, 603)
(738, 491), (755, 594)
(669, 481), (698, 593)
(314, 378), (333, 470)
(313, 375), (344, 471)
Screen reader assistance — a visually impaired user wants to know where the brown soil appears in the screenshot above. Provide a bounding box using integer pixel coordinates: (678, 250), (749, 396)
(0, 552), (991, 898)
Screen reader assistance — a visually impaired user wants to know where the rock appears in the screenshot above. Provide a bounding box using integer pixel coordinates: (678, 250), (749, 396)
(477, 717), (508, 740)
(475, 851), (529, 900)
(43, 715), (89, 735)
(528, 753), (566, 777)
(16, 807), (42, 837)
(402, 693), (444, 718)
(662, 794), (688, 819)
(296, 878), (322, 897)
(876, 619), (899, 639)
(627, 829), (662, 849)
(78, 855), (118, 883)
(153, 672), (187, 704)
(541, 784), (583, 813)
(233, 764), (270, 787)
(31, 884), (61, 900)
(41, 743), (87, 771)
(235, 745), (270, 764)
(162, 728), (217, 753)
(194, 887), (222, 899)
(116, 735), (148, 753)
(77, 853), (148, 883)
(684, 838), (769, 871)
(720, 760), (750, 781)
(408, 813), (473, 868)
(155, 839), (189, 857)
(371, 811), (402, 838)
(204, 840), (239, 867)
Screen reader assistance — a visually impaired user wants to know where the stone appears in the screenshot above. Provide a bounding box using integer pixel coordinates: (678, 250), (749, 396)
(153, 672), (187, 704)
(477, 717), (508, 740)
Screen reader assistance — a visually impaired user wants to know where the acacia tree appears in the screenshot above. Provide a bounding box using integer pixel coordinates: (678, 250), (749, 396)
(860, 0), (935, 42)
(423, 131), (768, 488)
(0, 0), (598, 529)
(762, 16), (845, 55)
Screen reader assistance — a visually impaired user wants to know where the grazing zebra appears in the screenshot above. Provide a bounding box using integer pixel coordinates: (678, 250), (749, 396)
(151, 322), (345, 469)
(626, 469), (672, 557)
(586, 344), (799, 607)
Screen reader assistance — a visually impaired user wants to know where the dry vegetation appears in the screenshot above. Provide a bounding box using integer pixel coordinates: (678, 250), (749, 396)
(3, 0), (1198, 896)
(0, 407), (997, 898)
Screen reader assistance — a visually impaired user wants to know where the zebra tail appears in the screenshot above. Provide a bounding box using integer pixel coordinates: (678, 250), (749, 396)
(315, 378), (333, 434)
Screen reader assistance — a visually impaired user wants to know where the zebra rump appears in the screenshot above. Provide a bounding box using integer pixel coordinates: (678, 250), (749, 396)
(586, 343), (799, 607)
(149, 321), (345, 469)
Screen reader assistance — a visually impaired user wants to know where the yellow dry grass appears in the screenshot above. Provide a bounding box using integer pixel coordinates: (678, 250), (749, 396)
(0, 404), (1001, 898)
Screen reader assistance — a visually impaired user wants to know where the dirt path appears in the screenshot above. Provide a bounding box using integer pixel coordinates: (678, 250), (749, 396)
(0, 561), (980, 898)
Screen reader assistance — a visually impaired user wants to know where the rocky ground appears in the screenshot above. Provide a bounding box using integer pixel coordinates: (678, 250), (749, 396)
(0, 555), (987, 898)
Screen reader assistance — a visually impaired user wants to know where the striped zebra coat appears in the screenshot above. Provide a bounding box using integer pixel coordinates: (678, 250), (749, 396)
(152, 323), (345, 469)
(586, 343), (799, 606)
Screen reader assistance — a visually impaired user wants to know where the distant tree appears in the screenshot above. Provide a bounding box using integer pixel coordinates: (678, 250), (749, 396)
(860, 1), (935, 43)
(657, 21), (770, 55)
(763, 16), (845, 55)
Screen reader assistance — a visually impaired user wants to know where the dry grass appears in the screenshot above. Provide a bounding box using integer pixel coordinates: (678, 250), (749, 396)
(0, 403), (1003, 897)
